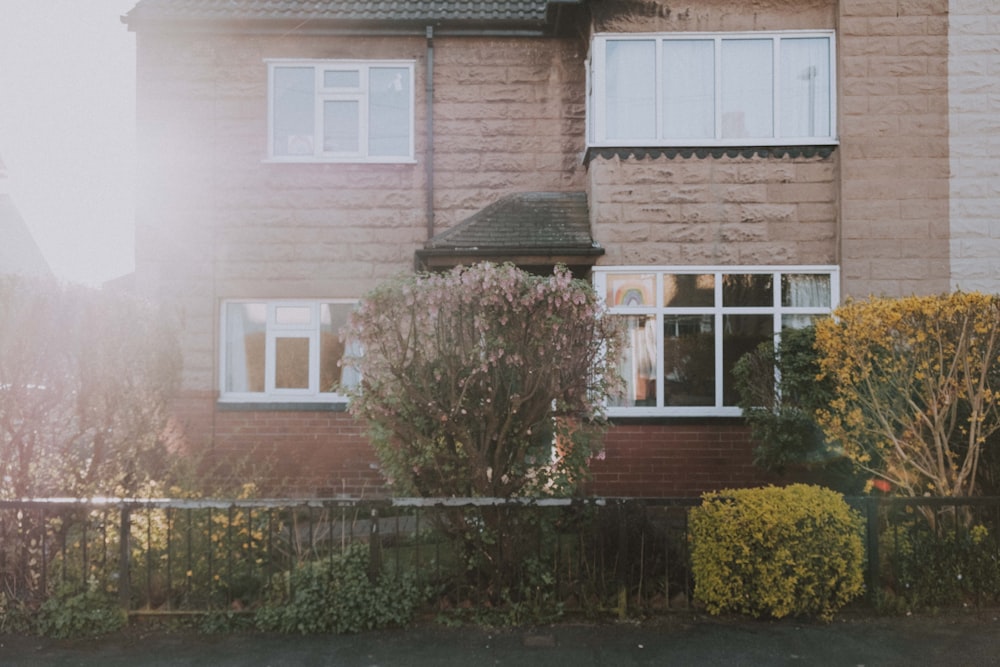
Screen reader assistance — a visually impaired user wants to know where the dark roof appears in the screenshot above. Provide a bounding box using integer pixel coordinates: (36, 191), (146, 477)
(417, 191), (602, 271)
(123, 0), (582, 33)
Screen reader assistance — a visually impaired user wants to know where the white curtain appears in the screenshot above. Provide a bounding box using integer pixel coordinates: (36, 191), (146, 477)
(605, 40), (656, 140)
(721, 39), (773, 139)
(779, 37), (831, 138)
(662, 40), (715, 140)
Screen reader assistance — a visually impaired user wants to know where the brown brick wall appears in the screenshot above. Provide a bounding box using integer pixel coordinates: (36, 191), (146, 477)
(587, 421), (776, 497)
(169, 392), (387, 498)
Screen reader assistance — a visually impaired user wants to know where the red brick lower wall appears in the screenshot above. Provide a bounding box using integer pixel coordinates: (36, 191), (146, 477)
(585, 420), (778, 497)
(169, 393), (388, 498)
(169, 394), (774, 498)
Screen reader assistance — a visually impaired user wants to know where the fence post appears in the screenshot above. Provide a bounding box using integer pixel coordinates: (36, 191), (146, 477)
(616, 499), (629, 619)
(864, 496), (880, 602)
(118, 505), (131, 611)
(369, 506), (382, 581)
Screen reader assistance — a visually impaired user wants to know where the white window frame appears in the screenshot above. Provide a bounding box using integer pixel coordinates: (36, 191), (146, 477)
(588, 31), (837, 148)
(593, 265), (839, 417)
(219, 299), (358, 404)
(266, 59), (416, 164)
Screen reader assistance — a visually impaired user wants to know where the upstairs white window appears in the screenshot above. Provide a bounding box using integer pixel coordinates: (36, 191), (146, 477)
(267, 60), (415, 163)
(589, 32), (836, 147)
(594, 266), (838, 417)
(221, 300), (359, 403)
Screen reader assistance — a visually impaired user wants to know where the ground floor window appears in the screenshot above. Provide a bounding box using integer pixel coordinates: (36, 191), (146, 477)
(220, 300), (358, 403)
(593, 266), (838, 417)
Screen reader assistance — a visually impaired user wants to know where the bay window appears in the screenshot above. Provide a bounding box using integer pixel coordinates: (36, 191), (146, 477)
(267, 59), (414, 162)
(594, 267), (838, 416)
(590, 31), (836, 147)
(221, 300), (359, 403)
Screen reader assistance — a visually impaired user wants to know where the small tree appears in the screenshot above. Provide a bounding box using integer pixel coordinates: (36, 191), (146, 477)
(0, 276), (181, 499)
(345, 262), (621, 499)
(344, 263), (621, 614)
(814, 292), (1000, 498)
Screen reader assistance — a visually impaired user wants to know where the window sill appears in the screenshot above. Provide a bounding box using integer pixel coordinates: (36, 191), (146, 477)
(262, 157), (417, 166)
(585, 144), (837, 164)
(607, 414), (745, 426)
(217, 400), (349, 412)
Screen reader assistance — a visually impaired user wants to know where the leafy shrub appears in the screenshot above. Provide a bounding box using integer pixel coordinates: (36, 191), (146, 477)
(815, 292), (1000, 497)
(255, 545), (423, 634)
(344, 262), (622, 499)
(882, 522), (1000, 610)
(732, 326), (864, 494)
(0, 592), (34, 635)
(36, 579), (126, 638)
(690, 484), (864, 621)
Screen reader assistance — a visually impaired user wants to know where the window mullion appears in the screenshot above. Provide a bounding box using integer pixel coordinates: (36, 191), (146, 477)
(313, 68), (324, 157)
(714, 37), (723, 141)
(772, 38), (781, 140)
(654, 38), (663, 142)
(264, 305), (277, 394)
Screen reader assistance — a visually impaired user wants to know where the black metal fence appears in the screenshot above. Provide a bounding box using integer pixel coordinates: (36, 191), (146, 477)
(3, 496), (1000, 618)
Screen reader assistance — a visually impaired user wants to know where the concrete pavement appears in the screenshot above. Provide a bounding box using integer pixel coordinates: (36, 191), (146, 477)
(3, 611), (1000, 666)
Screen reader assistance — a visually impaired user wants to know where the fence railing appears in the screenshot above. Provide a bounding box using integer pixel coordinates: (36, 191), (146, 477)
(3, 496), (1000, 618)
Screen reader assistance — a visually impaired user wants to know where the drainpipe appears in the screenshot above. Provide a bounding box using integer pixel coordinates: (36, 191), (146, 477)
(425, 25), (435, 242)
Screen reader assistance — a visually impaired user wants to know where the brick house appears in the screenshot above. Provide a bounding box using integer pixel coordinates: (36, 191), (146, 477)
(122, 0), (999, 498)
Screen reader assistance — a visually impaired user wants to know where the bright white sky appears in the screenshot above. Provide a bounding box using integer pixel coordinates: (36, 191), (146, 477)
(0, 0), (137, 286)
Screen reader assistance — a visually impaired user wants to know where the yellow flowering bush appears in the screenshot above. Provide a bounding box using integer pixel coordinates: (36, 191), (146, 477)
(814, 292), (1000, 497)
(690, 484), (864, 621)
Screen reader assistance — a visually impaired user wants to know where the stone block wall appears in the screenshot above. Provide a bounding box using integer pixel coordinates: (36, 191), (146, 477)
(591, 153), (839, 267)
(948, 0), (1000, 292)
(838, 0), (952, 297)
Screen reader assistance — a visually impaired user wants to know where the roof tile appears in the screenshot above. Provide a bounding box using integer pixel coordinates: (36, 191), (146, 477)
(425, 191), (595, 251)
(124, 0), (573, 26)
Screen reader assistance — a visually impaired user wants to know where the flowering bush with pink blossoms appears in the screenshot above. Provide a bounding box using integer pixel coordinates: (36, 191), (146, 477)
(343, 263), (622, 499)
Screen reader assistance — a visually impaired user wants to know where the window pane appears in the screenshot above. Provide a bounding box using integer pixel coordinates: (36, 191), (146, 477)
(324, 69), (360, 88)
(664, 273), (715, 307)
(611, 315), (658, 407)
(721, 39), (773, 139)
(605, 40), (656, 140)
(320, 304), (358, 393)
(273, 67), (315, 156)
(369, 67), (411, 157)
(783, 314), (818, 329)
(781, 274), (831, 307)
(662, 40), (715, 140)
(275, 305), (311, 326)
(275, 337), (310, 389)
(723, 314), (772, 405)
(323, 100), (359, 152)
(607, 273), (655, 307)
(779, 38), (831, 138)
(722, 274), (773, 307)
(664, 315), (715, 406)
(225, 303), (266, 392)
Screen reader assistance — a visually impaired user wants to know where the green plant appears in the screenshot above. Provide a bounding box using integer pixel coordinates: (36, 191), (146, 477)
(732, 326), (863, 493)
(255, 544), (423, 634)
(36, 578), (126, 639)
(0, 591), (35, 635)
(690, 484), (865, 621)
(882, 521), (1000, 610)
